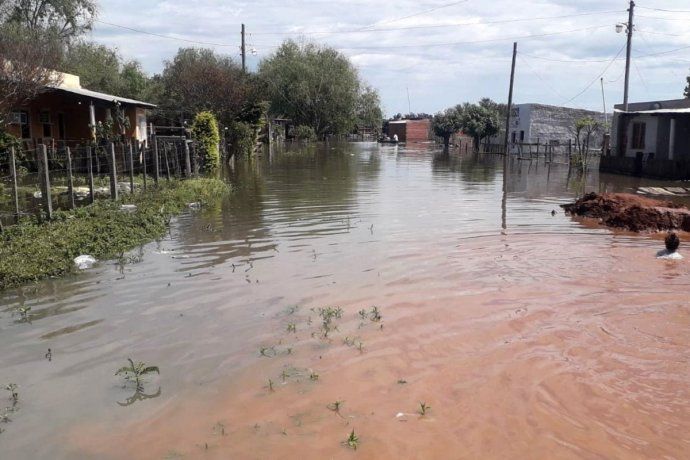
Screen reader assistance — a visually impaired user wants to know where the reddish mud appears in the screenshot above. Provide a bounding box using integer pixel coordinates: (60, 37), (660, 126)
(65, 235), (690, 460)
(563, 192), (690, 232)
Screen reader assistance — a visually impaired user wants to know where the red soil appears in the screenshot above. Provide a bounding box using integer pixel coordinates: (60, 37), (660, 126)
(562, 192), (690, 232)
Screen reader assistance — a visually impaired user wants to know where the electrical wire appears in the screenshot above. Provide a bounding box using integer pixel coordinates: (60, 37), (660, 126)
(560, 43), (626, 105)
(637, 5), (690, 13)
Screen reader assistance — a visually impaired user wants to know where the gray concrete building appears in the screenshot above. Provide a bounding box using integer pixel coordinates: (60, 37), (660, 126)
(508, 103), (607, 154)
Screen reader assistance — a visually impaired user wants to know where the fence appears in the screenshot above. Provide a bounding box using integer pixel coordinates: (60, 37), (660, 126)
(0, 135), (200, 228)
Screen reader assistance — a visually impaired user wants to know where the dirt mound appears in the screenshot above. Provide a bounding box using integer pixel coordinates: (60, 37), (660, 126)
(562, 192), (690, 232)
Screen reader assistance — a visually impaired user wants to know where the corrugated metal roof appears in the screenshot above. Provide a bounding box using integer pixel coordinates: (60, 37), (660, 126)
(614, 108), (690, 114)
(48, 85), (157, 108)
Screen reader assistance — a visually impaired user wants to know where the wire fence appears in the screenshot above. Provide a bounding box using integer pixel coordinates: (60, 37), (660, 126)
(0, 135), (201, 228)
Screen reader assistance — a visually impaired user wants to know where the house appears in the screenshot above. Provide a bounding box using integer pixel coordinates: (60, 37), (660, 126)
(508, 103), (607, 154)
(6, 71), (155, 150)
(386, 119), (432, 142)
(600, 98), (690, 179)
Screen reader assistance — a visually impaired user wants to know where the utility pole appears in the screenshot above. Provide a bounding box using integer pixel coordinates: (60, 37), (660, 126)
(601, 77), (608, 129)
(503, 42), (517, 156)
(623, 0), (635, 111)
(241, 23), (246, 72)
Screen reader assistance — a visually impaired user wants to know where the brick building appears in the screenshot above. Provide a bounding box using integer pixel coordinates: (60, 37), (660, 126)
(386, 119), (432, 142)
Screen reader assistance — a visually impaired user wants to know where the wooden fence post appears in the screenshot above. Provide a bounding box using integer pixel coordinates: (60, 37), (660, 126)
(163, 143), (171, 181)
(10, 147), (20, 223)
(108, 142), (118, 200)
(128, 140), (135, 194)
(152, 134), (160, 185)
(141, 142), (147, 192)
(87, 146), (95, 204)
(184, 141), (192, 178)
(66, 146), (75, 209)
(37, 144), (52, 220)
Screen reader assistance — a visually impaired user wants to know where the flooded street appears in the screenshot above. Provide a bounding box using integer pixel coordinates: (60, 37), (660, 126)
(1, 142), (689, 459)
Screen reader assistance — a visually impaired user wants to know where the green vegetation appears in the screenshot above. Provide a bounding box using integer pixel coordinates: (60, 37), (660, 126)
(191, 112), (221, 170)
(294, 125), (316, 142)
(431, 98), (505, 150)
(343, 429), (359, 450)
(0, 178), (229, 291)
(115, 358), (160, 391)
(418, 402), (431, 416)
(4, 384), (18, 404)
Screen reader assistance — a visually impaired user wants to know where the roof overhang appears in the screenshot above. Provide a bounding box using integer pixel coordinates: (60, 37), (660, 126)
(614, 108), (690, 115)
(47, 85), (157, 108)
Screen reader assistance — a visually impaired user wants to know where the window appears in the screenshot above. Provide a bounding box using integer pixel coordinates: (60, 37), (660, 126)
(519, 131), (525, 142)
(40, 110), (52, 138)
(511, 131), (516, 143)
(631, 122), (646, 149)
(10, 111), (30, 139)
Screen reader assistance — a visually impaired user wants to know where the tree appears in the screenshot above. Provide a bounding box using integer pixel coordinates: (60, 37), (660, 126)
(0, 23), (62, 128)
(356, 86), (383, 132)
(1, 0), (96, 41)
(478, 98), (508, 119)
(160, 48), (249, 125)
(460, 103), (501, 150)
(573, 117), (601, 170)
(258, 39), (362, 137)
(432, 107), (463, 148)
(685, 75), (690, 98)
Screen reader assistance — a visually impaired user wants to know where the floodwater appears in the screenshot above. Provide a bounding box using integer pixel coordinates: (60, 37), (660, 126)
(1, 142), (689, 459)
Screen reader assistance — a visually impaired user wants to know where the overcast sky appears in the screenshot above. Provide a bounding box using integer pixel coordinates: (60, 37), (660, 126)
(89, 0), (690, 116)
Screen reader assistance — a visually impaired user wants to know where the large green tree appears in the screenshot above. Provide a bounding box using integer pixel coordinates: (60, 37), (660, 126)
(684, 75), (690, 98)
(0, 0), (96, 41)
(460, 102), (501, 149)
(356, 86), (383, 131)
(159, 47), (249, 125)
(258, 39), (363, 137)
(432, 107), (463, 148)
(60, 41), (152, 100)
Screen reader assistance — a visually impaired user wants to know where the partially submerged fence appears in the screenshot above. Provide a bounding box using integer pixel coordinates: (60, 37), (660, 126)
(0, 135), (200, 228)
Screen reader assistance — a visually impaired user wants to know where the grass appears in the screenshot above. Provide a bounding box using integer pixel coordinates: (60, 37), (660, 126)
(343, 429), (359, 450)
(0, 178), (230, 291)
(418, 402), (431, 416)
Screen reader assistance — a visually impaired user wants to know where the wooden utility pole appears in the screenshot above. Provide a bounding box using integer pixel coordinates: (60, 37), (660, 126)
(623, 0), (635, 111)
(503, 42), (518, 156)
(241, 24), (246, 72)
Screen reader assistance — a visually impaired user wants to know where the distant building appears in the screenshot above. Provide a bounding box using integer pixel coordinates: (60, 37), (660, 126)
(508, 103), (607, 154)
(601, 98), (690, 179)
(6, 71), (155, 150)
(386, 119), (432, 142)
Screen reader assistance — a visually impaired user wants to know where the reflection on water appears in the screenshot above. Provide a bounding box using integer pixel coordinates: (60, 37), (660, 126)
(0, 142), (689, 459)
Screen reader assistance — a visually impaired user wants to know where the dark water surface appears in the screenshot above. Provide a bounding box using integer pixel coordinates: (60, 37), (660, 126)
(1, 142), (689, 459)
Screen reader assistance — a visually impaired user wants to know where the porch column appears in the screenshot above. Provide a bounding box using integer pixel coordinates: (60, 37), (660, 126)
(669, 118), (676, 161)
(89, 102), (96, 140)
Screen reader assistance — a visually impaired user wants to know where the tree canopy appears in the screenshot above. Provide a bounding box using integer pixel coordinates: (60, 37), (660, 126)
(0, 0), (96, 40)
(159, 47), (250, 125)
(356, 86), (383, 131)
(432, 107), (463, 147)
(258, 39), (370, 137)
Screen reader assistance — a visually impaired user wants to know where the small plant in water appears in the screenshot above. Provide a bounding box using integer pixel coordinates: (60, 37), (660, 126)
(369, 306), (382, 322)
(281, 369), (290, 382)
(115, 359), (159, 390)
(343, 429), (359, 450)
(259, 346), (277, 357)
(309, 371), (319, 381)
(397, 379), (407, 385)
(267, 379), (275, 392)
(418, 402), (431, 416)
(327, 400), (344, 413)
(286, 323), (297, 333)
(13, 306), (31, 323)
(358, 309), (368, 320)
(4, 384), (18, 404)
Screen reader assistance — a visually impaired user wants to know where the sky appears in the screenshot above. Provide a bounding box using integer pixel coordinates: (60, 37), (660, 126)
(88, 0), (690, 116)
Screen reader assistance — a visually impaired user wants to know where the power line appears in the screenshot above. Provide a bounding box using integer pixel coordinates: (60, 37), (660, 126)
(94, 19), (236, 47)
(636, 14), (690, 21)
(337, 24), (614, 50)
(637, 5), (690, 13)
(363, 0), (470, 29)
(250, 10), (625, 36)
(561, 43), (626, 105)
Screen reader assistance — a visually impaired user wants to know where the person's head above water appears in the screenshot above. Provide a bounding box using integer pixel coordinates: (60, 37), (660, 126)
(665, 232), (680, 253)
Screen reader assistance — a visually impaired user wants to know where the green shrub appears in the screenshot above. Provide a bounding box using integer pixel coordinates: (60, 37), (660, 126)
(227, 121), (256, 156)
(294, 125), (316, 142)
(191, 111), (220, 170)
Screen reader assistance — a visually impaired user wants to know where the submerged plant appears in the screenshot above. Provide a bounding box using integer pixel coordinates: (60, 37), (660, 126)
(4, 384), (17, 404)
(418, 402), (431, 416)
(13, 306), (31, 323)
(397, 379), (407, 385)
(309, 371), (319, 381)
(267, 379), (275, 392)
(369, 306), (382, 322)
(115, 358), (159, 390)
(259, 346), (277, 357)
(358, 309), (368, 320)
(343, 429), (359, 450)
(286, 323), (297, 333)
(327, 400), (344, 413)
(317, 306), (343, 338)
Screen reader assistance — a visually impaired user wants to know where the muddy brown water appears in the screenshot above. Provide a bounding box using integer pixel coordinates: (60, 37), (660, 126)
(1, 142), (689, 459)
